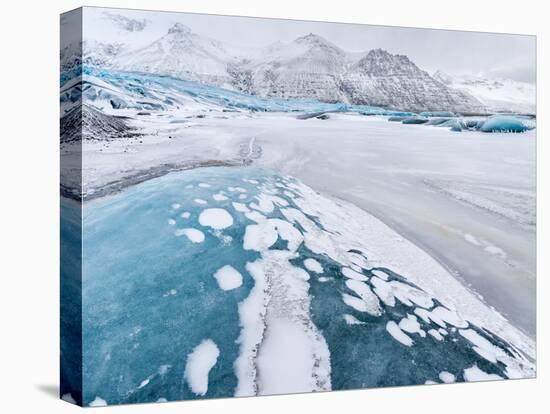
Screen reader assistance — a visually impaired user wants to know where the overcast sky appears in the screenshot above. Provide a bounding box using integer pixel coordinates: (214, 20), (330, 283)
(81, 7), (536, 83)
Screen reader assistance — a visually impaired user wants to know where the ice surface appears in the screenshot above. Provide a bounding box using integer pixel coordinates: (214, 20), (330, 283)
(199, 208), (234, 230)
(213, 265), (243, 291)
(184, 339), (220, 396)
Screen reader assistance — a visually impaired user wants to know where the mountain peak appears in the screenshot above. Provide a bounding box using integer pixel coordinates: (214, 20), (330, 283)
(294, 33), (338, 48)
(367, 48), (391, 57)
(167, 22), (192, 35)
(356, 48), (421, 76)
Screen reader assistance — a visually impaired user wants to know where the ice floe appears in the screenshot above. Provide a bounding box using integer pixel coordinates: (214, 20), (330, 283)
(213, 193), (229, 201)
(184, 339), (220, 396)
(199, 208), (234, 230)
(463, 364), (503, 382)
(232, 202), (250, 213)
(243, 222), (278, 252)
(194, 199), (207, 205)
(250, 194), (288, 214)
(228, 186), (247, 193)
(213, 265), (243, 291)
(175, 228), (205, 243)
(342, 293), (371, 313)
(439, 371), (456, 383)
(386, 321), (414, 346)
(428, 329), (444, 341)
(342, 267), (368, 281)
(371, 269), (390, 280)
(163, 289), (177, 297)
(343, 314), (366, 325)
(303, 258), (323, 274)
(459, 328), (503, 363)
(398, 314), (426, 337)
(345, 280), (382, 316)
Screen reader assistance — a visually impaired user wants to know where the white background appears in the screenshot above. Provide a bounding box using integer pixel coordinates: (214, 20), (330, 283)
(0, 0), (546, 412)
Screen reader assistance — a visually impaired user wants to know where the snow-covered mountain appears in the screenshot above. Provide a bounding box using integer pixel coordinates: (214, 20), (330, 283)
(339, 49), (484, 112)
(111, 23), (234, 87)
(433, 71), (535, 114)
(72, 17), (531, 113)
(229, 33), (350, 103)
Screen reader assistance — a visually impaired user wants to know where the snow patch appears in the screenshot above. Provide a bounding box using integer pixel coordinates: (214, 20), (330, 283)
(199, 208), (234, 230)
(386, 321), (414, 346)
(439, 371), (456, 383)
(303, 258), (323, 274)
(342, 267), (368, 281)
(343, 314), (366, 325)
(213, 265), (243, 291)
(175, 228), (205, 243)
(345, 280), (382, 316)
(232, 202), (250, 213)
(213, 192), (229, 201)
(463, 364), (503, 382)
(184, 339), (220, 396)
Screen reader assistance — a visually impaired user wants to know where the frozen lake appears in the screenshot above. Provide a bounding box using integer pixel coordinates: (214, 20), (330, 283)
(195, 113), (536, 335)
(63, 166), (534, 405)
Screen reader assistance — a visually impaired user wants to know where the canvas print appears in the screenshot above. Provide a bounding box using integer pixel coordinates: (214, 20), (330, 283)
(60, 7), (536, 407)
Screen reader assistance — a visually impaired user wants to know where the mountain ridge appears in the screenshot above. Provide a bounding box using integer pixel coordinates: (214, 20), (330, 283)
(73, 22), (533, 113)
